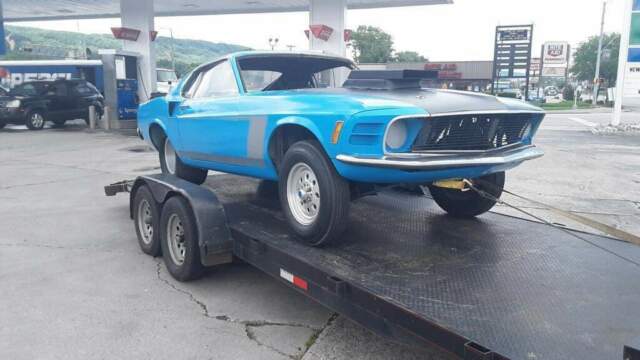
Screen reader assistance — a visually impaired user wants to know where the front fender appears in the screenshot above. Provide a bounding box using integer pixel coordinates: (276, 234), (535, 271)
(274, 116), (325, 143)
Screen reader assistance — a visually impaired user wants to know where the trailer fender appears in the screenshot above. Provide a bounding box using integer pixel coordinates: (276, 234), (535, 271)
(130, 174), (233, 266)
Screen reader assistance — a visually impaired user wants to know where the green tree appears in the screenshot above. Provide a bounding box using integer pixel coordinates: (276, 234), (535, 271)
(570, 33), (620, 85)
(350, 25), (394, 63)
(394, 51), (426, 63)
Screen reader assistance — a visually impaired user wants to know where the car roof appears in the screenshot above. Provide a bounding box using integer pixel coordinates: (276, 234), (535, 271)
(193, 50), (355, 74)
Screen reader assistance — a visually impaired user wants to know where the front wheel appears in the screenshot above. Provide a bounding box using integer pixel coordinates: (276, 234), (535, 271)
(25, 110), (46, 130)
(159, 136), (208, 185)
(428, 172), (505, 218)
(278, 140), (350, 247)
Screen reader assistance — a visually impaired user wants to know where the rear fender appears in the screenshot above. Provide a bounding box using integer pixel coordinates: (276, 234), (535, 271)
(130, 174), (233, 266)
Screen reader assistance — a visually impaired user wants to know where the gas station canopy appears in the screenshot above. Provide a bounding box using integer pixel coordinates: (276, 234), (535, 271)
(3, 0), (451, 22)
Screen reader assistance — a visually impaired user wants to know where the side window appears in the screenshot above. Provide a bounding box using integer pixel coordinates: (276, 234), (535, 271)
(182, 71), (203, 99)
(72, 82), (95, 96)
(192, 61), (238, 98)
(49, 83), (68, 96)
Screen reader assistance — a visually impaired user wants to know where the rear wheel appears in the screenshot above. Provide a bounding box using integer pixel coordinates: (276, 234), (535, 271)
(160, 196), (204, 281)
(133, 185), (162, 257)
(428, 172), (505, 218)
(278, 140), (350, 246)
(159, 136), (208, 185)
(25, 110), (46, 130)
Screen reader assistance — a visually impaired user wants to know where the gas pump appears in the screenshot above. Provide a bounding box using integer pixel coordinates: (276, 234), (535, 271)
(99, 49), (141, 129)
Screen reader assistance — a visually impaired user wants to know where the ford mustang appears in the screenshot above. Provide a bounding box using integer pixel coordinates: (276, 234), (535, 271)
(137, 51), (545, 246)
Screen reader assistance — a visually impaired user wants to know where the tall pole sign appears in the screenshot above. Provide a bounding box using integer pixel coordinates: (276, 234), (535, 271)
(491, 25), (534, 100)
(613, 0), (638, 126)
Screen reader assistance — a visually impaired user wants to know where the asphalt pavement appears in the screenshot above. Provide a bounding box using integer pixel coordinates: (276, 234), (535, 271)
(1, 111), (638, 359)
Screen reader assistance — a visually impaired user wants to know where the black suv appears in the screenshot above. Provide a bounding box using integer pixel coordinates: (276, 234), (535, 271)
(0, 79), (104, 130)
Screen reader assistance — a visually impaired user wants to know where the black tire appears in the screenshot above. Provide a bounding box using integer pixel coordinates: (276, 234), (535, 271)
(160, 196), (204, 281)
(428, 172), (505, 218)
(159, 136), (208, 185)
(278, 140), (350, 246)
(25, 110), (46, 130)
(0, 122), (5, 129)
(133, 185), (162, 257)
(52, 119), (66, 127)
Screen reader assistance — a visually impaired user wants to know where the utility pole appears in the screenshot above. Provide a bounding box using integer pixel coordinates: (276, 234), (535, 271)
(612, 0), (633, 126)
(592, 0), (607, 106)
(168, 28), (176, 73)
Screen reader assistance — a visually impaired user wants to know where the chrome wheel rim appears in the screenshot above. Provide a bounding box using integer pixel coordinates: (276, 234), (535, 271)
(136, 199), (154, 245)
(164, 138), (177, 175)
(166, 214), (186, 265)
(31, 113), (44, 128)
(286, 163), (320, 226)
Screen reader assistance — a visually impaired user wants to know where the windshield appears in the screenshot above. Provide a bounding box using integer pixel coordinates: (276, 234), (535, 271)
(10, 82), (49, 96)
(157, 70), (178, 82)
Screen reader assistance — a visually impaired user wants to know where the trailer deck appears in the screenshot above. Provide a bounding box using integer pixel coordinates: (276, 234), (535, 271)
(203, 175), (640, 360)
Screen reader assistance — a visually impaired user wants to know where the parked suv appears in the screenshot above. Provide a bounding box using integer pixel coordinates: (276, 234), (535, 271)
(0, 79), (104, 130)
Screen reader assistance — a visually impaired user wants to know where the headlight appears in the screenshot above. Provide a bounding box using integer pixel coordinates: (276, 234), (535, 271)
(385, 120), (408, 150)
(5, 100), (20, 108)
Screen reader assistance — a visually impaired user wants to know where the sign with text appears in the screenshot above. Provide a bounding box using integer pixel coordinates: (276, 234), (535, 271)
(111, 27), (141, 41)
(543, 42), (570, 65)
(624, 64), (640, 97)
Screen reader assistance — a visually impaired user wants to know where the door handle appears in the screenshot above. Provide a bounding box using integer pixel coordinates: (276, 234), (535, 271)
(178, 104), (191, 111)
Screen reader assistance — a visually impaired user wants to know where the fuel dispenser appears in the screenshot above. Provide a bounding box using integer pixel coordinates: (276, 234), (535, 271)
(99, 49), (142, 129)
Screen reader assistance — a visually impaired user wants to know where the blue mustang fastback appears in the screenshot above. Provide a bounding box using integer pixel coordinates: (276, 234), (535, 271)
(138, 51), (545, 246)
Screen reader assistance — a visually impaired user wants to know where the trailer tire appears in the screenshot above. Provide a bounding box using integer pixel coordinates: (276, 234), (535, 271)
(133, 185), (162, 257)
(159, 137), (208, 185)
(279, 140), (350, 247)
(160, 196), (204, 281)
(428, 172), (505, 218)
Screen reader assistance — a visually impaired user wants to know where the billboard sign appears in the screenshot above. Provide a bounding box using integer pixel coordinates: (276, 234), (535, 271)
(624, 63), (640, 97)
(543, 42), (570, 65)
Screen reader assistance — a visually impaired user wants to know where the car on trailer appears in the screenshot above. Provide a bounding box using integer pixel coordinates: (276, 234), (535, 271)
(137, 51), (545, 246)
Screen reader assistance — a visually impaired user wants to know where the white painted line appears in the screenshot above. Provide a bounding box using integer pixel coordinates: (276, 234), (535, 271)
(568, 117), (598, 127)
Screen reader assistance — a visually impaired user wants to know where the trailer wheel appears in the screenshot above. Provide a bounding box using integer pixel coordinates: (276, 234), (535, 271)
(279, 140), (350, 246)
(133, 185), (161, 257)
(428, 172), (505, 218)
(160, 196), (204, 281)
(159, 137), (208, 185)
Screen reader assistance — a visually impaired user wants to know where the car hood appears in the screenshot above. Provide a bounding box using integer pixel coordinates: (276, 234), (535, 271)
(288, 87), (543, 115)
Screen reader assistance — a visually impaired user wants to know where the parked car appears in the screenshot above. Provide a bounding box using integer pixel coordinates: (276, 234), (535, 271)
(0, 79), (104, 130)
(138, 51), (545, 246)
(156, 68), (178, 94)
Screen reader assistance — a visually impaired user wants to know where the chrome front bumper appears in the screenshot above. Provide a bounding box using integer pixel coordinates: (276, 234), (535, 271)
(336, 145), (544, 170)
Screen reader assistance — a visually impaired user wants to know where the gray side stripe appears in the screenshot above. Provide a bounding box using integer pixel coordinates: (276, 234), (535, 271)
(181, 151), (265, 168)
(247, 115), (267, 160)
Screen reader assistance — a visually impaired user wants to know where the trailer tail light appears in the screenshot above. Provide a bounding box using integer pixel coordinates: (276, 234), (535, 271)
(280, 268), (308, 291)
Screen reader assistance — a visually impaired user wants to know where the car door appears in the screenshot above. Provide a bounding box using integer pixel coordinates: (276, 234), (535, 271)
(70, 81), (100, 119)
(44, 82), (72, 121)
(174, 60), (244, 166)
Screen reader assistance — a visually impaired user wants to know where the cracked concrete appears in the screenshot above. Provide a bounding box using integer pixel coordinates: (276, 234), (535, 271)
(2, 113), (639, 359)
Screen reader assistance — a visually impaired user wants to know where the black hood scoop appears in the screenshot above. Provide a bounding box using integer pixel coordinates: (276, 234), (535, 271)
(343, 69), (438, 90)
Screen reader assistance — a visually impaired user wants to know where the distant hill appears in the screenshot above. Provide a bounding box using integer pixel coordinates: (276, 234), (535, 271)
(1, 25), (251, 76)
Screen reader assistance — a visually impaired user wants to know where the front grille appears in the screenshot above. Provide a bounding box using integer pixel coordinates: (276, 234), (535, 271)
(411, 114), (532, 152)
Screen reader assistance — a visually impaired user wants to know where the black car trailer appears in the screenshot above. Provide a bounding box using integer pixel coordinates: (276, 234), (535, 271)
(106, 174), (640, 360)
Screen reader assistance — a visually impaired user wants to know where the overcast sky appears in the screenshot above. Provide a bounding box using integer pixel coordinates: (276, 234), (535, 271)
(12, 0), (626, 61)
